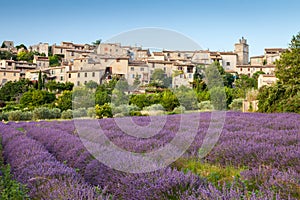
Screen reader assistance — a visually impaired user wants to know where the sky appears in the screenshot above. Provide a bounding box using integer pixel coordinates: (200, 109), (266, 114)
(1, 0), (300, 56)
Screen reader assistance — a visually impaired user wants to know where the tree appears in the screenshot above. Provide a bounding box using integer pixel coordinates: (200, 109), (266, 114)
(133, 73), (141, 87)
(56, 90), (73, 111)
(0, 79), (32, 101)
(49, 55), (60, 67)
(1, 42), (7, 48)
(150, 69), (171, 88)
(16, 44), (27, 50)
(275, 32), (300, 85)
(38, 70), (43, 90)
(160, 90), (179, 111)
(20, 90), (56, 107)
(85, 80), (98, 89)
(0, 50), (17, 60)
(258, 32), (300, 114)
(95, 103), (113, 118)
(92, 39), (102, 45)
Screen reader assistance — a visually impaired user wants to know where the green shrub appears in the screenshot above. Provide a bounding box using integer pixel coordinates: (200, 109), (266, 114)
(32, 107), (51, 120)
(173, 106), (186, 114)
(0, 113), (8, 121)
(7, 110), (22, 121)
(95, 103), (113, 119)
(143, 104), (165, 111)
(198, 101), (214, 111)
(61, 109), (73, 119)
(20, 111), (33, 121)
(112, 104), (140, 116)
(129, 111), (145, 116)
(50, 108), (61, 119)
(72, 108), (87, 118)
(87, 107), (96, 118)
(229, 98), (244, 111)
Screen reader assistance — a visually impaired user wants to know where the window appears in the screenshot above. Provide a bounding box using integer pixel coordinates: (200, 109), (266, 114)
(69, 74), (71, 78)
(14, 73), (16, 76)
(78, 73), (80, 77)
(39, 63), (41, 67)
(130, 67), (134, 71)
(240, 68), (242, 71)
(164, 67), (166, 72)
(77, 81), (80, 86)
(189, 74), (192, 78)
(85, 72), (87, 77)
(116, 49), (118, 52)
(92, 72), (95, 77)
(178, 53), (181, 57)
(226, 62), (230, 66)
(131, 74), (135, 78)
(60, 76), (64, 81)
(140, 67), (144, 71)
(105, 59), (108, 62)
(84, 81), (87, 85)
(3, 72), (6, 76)
(248, 68), (250, 71)
(138, 75), (141, 78)
(61, 49), (63, 54)
(180, 74), (183, 78)
(116, 59), (120, 62)
(8, 62), (12, 66)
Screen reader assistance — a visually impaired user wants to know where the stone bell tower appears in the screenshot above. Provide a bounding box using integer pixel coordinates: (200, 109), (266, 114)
(234, 37), (249, 65)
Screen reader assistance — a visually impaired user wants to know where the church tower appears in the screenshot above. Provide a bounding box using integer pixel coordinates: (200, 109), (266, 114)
(234, 37), (249, 65)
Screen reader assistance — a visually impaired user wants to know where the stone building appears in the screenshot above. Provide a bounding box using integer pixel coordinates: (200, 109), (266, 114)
(33, 56), (50, 69)
(257, 74), (278, 89)
(234, 37), (249, 65)
(29, 43), (49, 56)
(0, 69), (20, 86)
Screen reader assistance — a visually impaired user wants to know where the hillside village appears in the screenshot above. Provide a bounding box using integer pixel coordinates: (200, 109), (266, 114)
(0, 38), (282, 89)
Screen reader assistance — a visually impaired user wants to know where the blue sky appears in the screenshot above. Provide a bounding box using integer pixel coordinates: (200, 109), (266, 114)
(1, 0), (299, 56)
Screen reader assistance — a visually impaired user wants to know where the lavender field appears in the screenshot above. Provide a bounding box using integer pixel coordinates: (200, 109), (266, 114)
(0, 112), (299, 199)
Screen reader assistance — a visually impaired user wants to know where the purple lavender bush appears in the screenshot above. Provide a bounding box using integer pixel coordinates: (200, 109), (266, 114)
(0, 123), (109, 200)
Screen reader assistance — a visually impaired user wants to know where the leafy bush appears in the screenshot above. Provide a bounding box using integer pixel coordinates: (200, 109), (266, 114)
(173, 106), (186, 114)
(112, 104), (140, 116)
(198, 101), (214, 111)
(229, 98), (244, 111)
(61, 110), (73, 119)
(20, 111), (33, 121)
(95, 103), (113, 119)
(0, 113), (8, 121)
(87, 107), (96, 118)
(143, 104), (165, 111)
(72, 108), (87, 118)
(7, 110), (23, 121)
(129, 111), (145, 116)
(50, 108), (61, 119)
(32, 107), (51, 120)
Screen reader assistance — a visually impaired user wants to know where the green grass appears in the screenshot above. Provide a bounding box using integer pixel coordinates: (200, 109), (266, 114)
(171, 157), (246, 188)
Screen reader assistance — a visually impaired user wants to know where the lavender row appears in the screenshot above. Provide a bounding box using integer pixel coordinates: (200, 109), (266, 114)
(18, 119), (287, 199)
(0, 123), (108, 200)
(18, 112), (300, 173)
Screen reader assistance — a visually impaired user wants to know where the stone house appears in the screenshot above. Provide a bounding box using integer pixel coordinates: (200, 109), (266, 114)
(257, 74), (278, 89)
(127, 61), (150, 85)
(29, 43), (49, 56)
(33, 56), (50, 69)
(0, 69), (20, 86)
